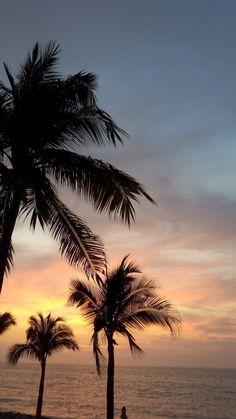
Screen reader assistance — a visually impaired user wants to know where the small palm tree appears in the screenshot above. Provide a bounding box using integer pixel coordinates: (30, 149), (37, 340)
(8, 313), (79, 419)
(0, 41), (155, 293)
(0, 312), (16, 335)
(68, 255), (181, 419)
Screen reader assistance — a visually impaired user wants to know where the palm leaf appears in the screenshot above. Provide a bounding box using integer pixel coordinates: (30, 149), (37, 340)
(68, 279), (98, 309)
(116, 324), (143, 358)
(8, 343), (39, 364)
(17, 41), (60, 89)
(47, 337), (79, 356)
(0, 312), (16, 335)
(0, 187), (16, 276)
(91, 331), (105, 375)
(45, 149), (155, 224)
(123, 298), (181, 335)
(47, 198), (106, 277)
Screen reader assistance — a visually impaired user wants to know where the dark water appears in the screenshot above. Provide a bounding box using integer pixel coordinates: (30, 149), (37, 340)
(0, 364), (236, 418)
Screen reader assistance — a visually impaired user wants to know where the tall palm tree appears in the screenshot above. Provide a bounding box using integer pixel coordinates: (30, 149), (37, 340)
(68, 255), (181, 419)
(0, 312), (16, 335)
(8, 313), (79, 419)
(0, 42), (155, 293)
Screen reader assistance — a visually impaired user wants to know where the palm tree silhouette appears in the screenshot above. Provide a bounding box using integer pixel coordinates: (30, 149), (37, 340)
(68, 255), (181, 419)
(8, 312), (79, 419)
(0, 41), (155, 293)
(0, 312), (16, 335)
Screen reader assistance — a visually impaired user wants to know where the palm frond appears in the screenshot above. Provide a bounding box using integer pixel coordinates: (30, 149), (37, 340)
(45, 150), (155, 224)
(115, 255), (141, 276)
(17, 41), (60, 88)
(47, 198), (106, 277)
(68, 279), (100, 325)
(19, 170), (55, 230)
(4, 242), (14, 275)
(120, 278), (158, 314)
(91, 331), (105, 375)
(60, 71), (98, 108)
(0, 187), (16, 276)
(73, 107), (126, 146)
(47, 337), (79, 356)
(0, 83), (13, 122)
(0, 312), (16, 335)
(116, 324), (144, 358)
(8, 343), (38, 365)
(3, 64), (15, 91)
(123, 297), (181, 336)
(68, 279), (98, 309)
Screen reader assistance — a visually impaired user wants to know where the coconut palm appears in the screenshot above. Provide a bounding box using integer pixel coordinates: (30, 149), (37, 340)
(0, 41), (155, 293)
(0, 312), (16, 335)
(68, 255), (181, 419)
(8, 313), (79, 419)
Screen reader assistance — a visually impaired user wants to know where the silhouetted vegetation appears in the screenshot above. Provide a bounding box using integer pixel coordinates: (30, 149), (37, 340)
(68, 255), (181, 419)
(0, 41), (155, 293)
(8, 313), (79, 419)
(0, 312), (16, 335)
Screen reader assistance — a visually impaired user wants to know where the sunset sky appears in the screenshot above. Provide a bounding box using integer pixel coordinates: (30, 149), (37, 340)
(0, 0), (236, 368)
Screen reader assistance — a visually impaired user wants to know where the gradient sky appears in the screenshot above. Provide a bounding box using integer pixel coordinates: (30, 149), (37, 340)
(0, 0), (236, 368)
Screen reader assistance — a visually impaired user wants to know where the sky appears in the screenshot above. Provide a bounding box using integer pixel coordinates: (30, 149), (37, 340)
(0, 0), (236, 368)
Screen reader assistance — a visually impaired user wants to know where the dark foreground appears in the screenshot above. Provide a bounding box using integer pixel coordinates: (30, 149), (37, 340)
(0, 413), (51, 419)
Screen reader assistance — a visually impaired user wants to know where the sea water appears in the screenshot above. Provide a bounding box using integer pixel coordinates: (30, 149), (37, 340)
(0, 364), (236, 418)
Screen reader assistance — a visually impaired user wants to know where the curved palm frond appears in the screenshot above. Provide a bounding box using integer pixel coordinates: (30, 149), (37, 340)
(67, 107), (126, 147)
(116, 324), (144, 358)
(62, 71), (98, 108)
(8, 343), (38, 364)
(68, 279), (98, 309)
(20, 170), (107, 278)
(3, 242), (14, 275)
(48, 198), (106, 277)
(0, 187), (15, 276)
(122, 301), (180, 335)
(47, 336), (79, 356)
(45, 150), (155, 224)
(91, 331), (105, 375)
(118, 254), (141, 275)
(68, 280), (101, 326)
(16, 41), (60, 89)
(19, 169), (55, 230)
(0, 312), (16, 335)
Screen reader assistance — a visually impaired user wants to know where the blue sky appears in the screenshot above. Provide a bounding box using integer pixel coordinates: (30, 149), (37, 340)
(0, 0), (236, 368)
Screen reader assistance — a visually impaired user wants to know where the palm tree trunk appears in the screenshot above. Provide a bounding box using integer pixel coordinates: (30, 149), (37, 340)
(0, 188), (21, 293)
(107, 337), (115, 419)
(36, 359), (46, 419)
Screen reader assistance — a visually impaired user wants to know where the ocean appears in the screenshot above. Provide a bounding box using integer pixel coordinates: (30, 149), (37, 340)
(0, 364), (236, 419)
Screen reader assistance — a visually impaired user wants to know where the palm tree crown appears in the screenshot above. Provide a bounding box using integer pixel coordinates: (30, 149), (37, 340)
(8, 312), (78, 364)
(8, 313), (78, 419)
(0, 312), (16, 335)
(68, 255), (181, 373)
(0, 42), (155, 292)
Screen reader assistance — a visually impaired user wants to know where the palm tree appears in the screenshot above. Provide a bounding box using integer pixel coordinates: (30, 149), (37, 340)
(0, 42), (155, 293)
(8, 313), (79, 419)
(0, 312), (16, 335)
(68, 255), (181, 419)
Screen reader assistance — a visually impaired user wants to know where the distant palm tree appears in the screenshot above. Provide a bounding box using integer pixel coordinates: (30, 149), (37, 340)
(68, 255), (181, 419)
(8, 313), (79, 419)
(0, 312), (16, 335)
(0, 41), (155, 293)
